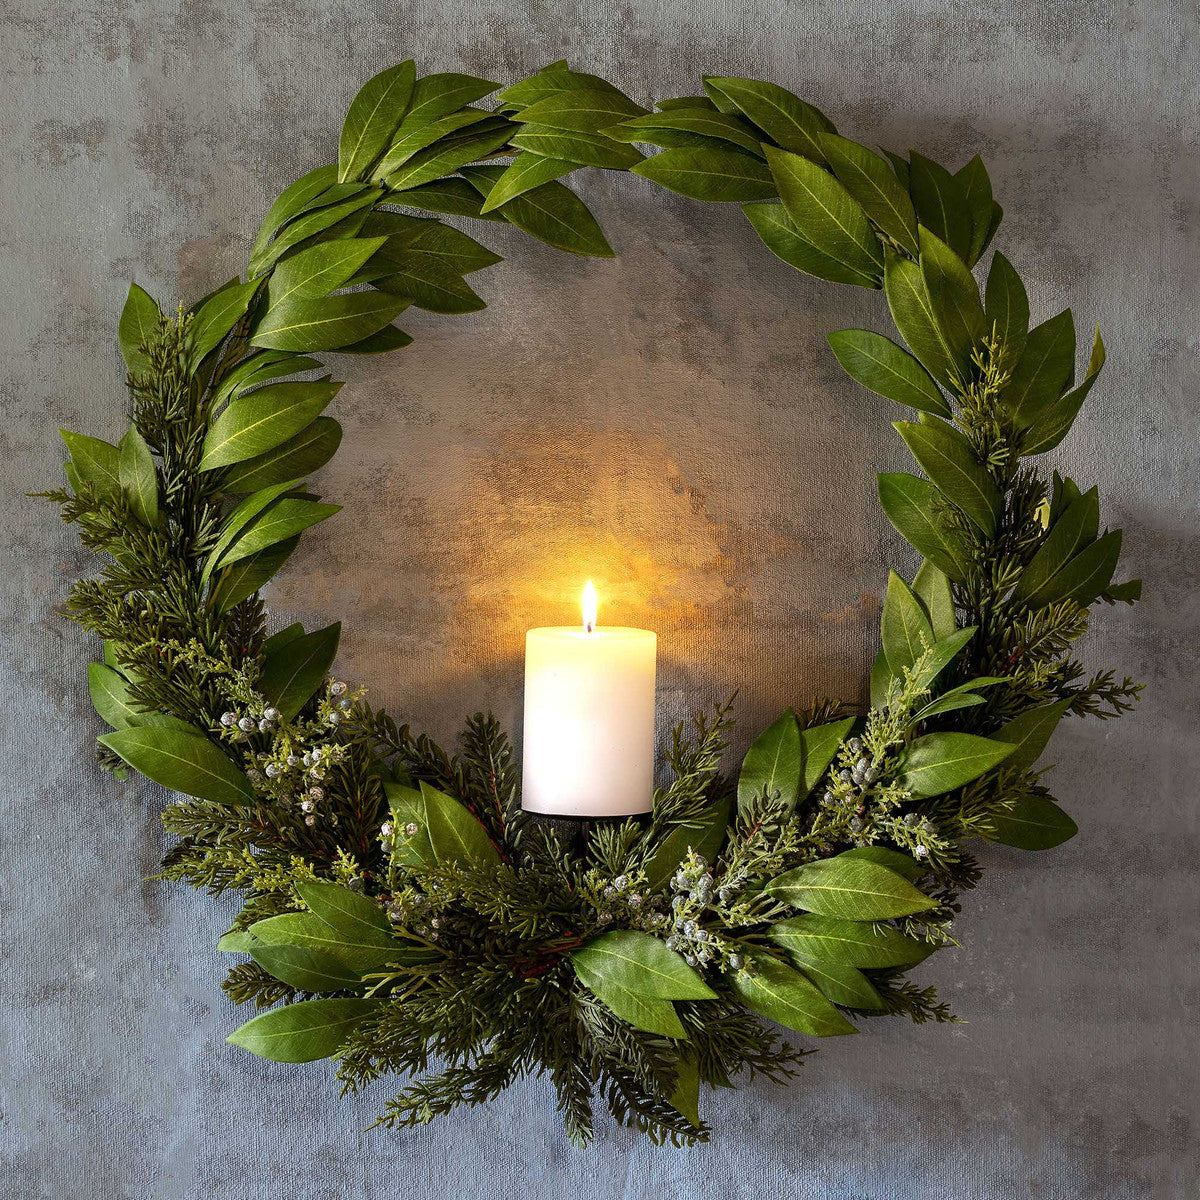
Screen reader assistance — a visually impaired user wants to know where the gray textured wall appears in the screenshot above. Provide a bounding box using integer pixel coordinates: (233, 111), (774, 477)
(3, 2), (1196, 1197)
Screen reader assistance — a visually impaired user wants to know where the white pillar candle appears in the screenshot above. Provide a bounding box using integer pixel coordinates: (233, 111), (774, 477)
(522, 582), (657, 817)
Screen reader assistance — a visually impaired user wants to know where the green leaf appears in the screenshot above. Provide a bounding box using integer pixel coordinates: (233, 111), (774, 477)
(669, 1052), (702, 1128)
(98, 727), (255, 805)
(365, 214), (503, 274)
(870, 646), (892, 709)
(212, 350), (322, 408)
(338, 61), (417, 182)
(217, 930), (259, 953)
(250, 943), (364, 992)
(826, 329), (950, 418)
(373, 255), (485, 315)
(643, 795), (732, 890)
(296, 879), (393, 945)
(572, 961), (686, 1039)
(792, 955), (884, 1009)
(200, 480), (301, 585)
(118, 282), (161, 373)
(1011, 487), (1100, 607)
(220, 498), (340, 569)
(387, 175), (507, 221)
(227, 997), (378, 1063)
(480, 153), (577, 211)
(60, 430), (121, 498)
(767, 853), (937, 919)
(743, 203), (877, 287)
(384, 782), (436, 867)
(221, 417), (342, 493)
(995, 699), (1073, 771)
(509, 124), (643, 170)
(269, 237), (387, 307)
(514, 87), (647, 132)
(894, 417), (1001, 536)
(249, 189), (376, 277)
(908, 151), (972, 261)
(918, 227), (985, 374)
(88, 663), (191, 731)
(1022, 328), (1106, 455)
(421, 781), (501, 867)
(912, 676), (1006, 723)
(189, 279), (259, 365)
(768, 913), (933, 968)
(251, 291), (411, 353)
(727, 949), (856, 1037)
(1004, 310), (1076, 428)
(393, 72), (499, 136)
(881, 569), (935, 677)
(251, 165), (338, 264)
(895, 731), (1016, 798)
(737, 710), (803, 817)
(259, 621), (340, 720)
(702, 77), (834, 163)
(371, 110), (496, 182)
(800, 717), (856, 800)
(632, 146), (775, 202)
(384, 123), (515, 193)
(884, 251), (966, 388)
(912, 561), (957, 639)
(462, 165), (613, 256)
(1056, 529), (1122, 606)
(200, 379), (340, 470)
(571, 930), (717, 1000)
(248, 911), (411, 973)
(611, 107), (764, 155)
(262, 622), (304, 655)
(908, 626), (976, 691)
(954, 154), (996, 265)
(335, 324), (414, 354)
(118, 427), (158, 527)
(989, 796), (1078, 850)
(210, 536), (300, 612)
(819, 133), (918, 255)
(837, 845), (927, 882)
(764, 146), (883, 285)
(984, 251), (1029, 371)
(877, 472), (971, 582)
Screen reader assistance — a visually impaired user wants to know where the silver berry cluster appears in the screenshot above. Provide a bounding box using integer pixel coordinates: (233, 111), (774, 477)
(662, 851), (744, 972)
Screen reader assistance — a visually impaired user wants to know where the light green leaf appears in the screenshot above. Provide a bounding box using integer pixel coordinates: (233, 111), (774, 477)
(702, 77), (835, 163)
(221, 417), (342, 493)
(908, 626), (976, 691)
(670, 1052), (702, 1128)
(480, 152), (577, 211)
(870, 646), (892, 710)
(895, 731), (1016, 797)
(881, 569), (935, 677)
(498, 65), (622, 110)
(251, 291), (411, 353)
(386, 175), (507, 222)
(572, 960), (686, 1039)
(259, 621), (340, 720)
(373, 256), (485, 315)
(338, 61), (417, 182)
(336, 324), (414, 354)
(514, 87), (647, 132)
(509, 123), (644, 169)
(766, 854), (937, 919)
(571, 930), (717, 1000)
(217, 930), (260, 953)
(995, 699), (1074, 771)
(918, 227), (985, 374)
(296, 879), (393, 945)
(393, 72), (500, 136)
(643, 795), (732, 890)
(189, 279), (259, 365)
(118, 427), (158, 526)
(200, 379), (340, 470)
(227, 997), (378, 1063)
(212, 350), (322, 409)
(877, 472), (971, 582)
(249, 189), (375, 277)
(1004, 310), (1076, 428)
(908, 151), (972, 262)
(743, 203), (877, 287)
(764, 146), (883, 285)
(837, 845), (927, 881)
(768, 913), (934, 968)
(912, 561), (957, 640)
(200, 480), (300, 585)
(632, 146), (775, 202)
(210, 536), (300, 612)
(269, 237), (386, 307)
(727, 949), (857, 1037)
(884, 251), (966, 388)
(384, 782), (436, 867)
(800, 717), (856, 800)
(118, 282), (161, 373)
(421, 781), (501, 867)
(371, 110), (493, 181)
(984, 251), (1029, 371)
(250, 943), (364, 992)
(88, 663), (191, 732)
(912, 675), (1007, 723)
(738, 710), (803, 817)
(218, 498), (340, 569)
(251, 164), (338, 265)
(819, 133), (919, 255)
(60, 430), (121, 498)
(98, 727), (255, 805)
(384, 123), (514, 193)
(610, 107), (764, 155)
(826, 329), (950, 418)
(988, 796), (1078, 850)
(792, 955), (884, 1009)
(894, 417), (1001, 536)
(248, 911), (415, 973)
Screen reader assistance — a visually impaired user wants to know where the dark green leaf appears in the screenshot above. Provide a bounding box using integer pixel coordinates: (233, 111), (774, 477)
(703, 77), (834, 163)
(894, 416), (1001, 535)
(514, 87), (647, 132)
(226, 997), (378, 1063)
(369, 216), (503, 274)
(212, 350), (322, 408)
(793, 956), (884, 1009)
(912, 560), (957, 639)
(384, 124), (514, 193)
(1012, 487), (1100, 607)
(250, 943), (364, 992)
(670, 1053), (702, 1128)
(827, 329), (950, 418)
(371, 110), (493, 181)
(221, 417), (343, 493)
(269, 237), (387, 306)
(908, 151), (972, 261)
(393, 72), (500, 136)
(421, 781), (502, 866)
(296, 879), (393, 945)
(210, 536), (299, 612)
(252, 291), (410, 353)
(201, 480), (300, 585)
(870, 646), (891, 709)
(200, 380), (340, 470)
(954, 154), (995, 265)
(384, 175), (506, 222)
(189, 279), (259, 365)
(881, 569), (935, 677)
(571, 930), (717, 1000)
(611, 107), (763, 154)
(995, 699), (1073, 770)
(118, 427), (158, 526)
(643, 796), (732, 890)
(260, 621), (340, 720)
(249, 190), (375, 277)
(738, 710), (803, 817)
(335, 324), (414, 354)
(877, 472), (971, 581)
(727, 949), (857, 1037)
(338, 61), (417, 182)
(884, 251), (966, 388)
(743, 203), (876, 287)
(1056, 529), (1122, 606)
(989, 796), (1078, 850)
(373, 257), (484, 314)
(768, 913), (933, 968)
(820, 133), (919, 255)
(984, 251), (1029, 371)
(632, 146), (775, 202)
(118, 282), (161, 373)
(1022, 328), (1105, 455)
(510, 124), (643, 169)
(60, 430), (120, 497)
(800, 717), (855, 800)
(480, 153), (577, 211)
(220, 498), (339, 568)
(88, 663), (191, 731)
(98, 727), (255, 805)
(498, 66), (622, 111)
(764, 146), (883, 284)
(918, 227), (985, 373)
(895, 731), (1016, 797)
(250, 165), (338, 266)
(767, 854), (937, 919)
(1004, 310), (1076, 428)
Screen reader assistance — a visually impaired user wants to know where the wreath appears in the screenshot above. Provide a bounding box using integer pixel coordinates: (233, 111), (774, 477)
(47, 60), (1142, 1146)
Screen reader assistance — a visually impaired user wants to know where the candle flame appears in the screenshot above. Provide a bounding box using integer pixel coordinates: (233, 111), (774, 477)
(582, 580), (598, 633)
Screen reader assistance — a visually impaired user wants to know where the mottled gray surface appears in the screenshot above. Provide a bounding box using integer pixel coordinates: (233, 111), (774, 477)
(2, 1), (1196, 1196)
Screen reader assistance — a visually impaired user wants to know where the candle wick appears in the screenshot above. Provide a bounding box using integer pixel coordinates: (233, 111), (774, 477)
(585, 621), (594, 634)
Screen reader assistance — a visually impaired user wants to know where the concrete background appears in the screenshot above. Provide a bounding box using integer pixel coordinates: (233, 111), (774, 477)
(2, 2), (1196, 1197)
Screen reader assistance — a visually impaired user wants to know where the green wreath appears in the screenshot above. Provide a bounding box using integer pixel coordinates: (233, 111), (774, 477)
(48, 60), (1142, 1146)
